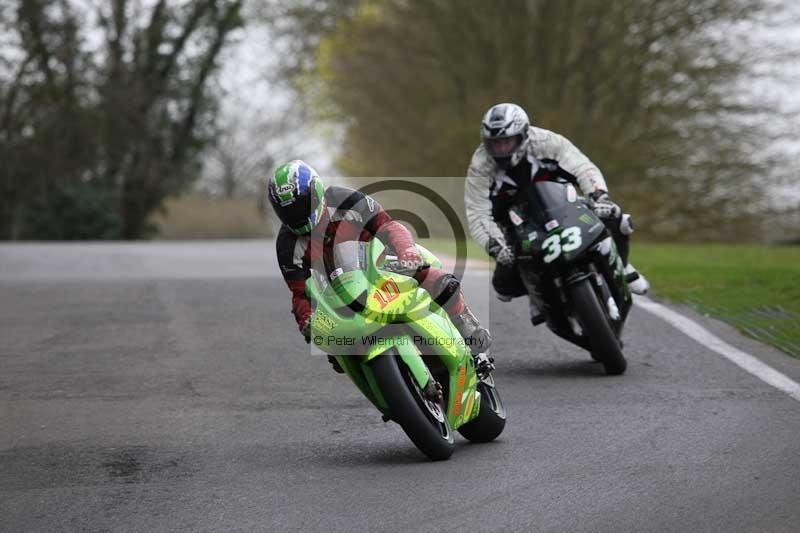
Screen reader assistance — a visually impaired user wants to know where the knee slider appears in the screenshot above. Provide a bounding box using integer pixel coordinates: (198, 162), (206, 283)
(432, 274), (460, 307)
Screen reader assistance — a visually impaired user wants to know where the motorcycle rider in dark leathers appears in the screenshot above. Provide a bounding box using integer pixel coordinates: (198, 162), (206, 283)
(269, 160), (492, 373)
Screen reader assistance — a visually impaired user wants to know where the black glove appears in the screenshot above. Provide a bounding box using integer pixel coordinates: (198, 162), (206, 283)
(590, 191), (621, 220)
(486, 238), (515, 267)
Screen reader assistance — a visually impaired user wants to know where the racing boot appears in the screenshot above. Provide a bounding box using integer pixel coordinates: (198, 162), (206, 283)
(451, 307), (495, 378)
(624, 263), (650, 295)
(451, 307), (492, 357)
(529, 297), (546, 326)
(617, 214), (649, 295)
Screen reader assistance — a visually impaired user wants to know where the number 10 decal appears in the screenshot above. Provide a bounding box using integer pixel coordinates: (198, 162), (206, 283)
(542, 227), (582, 263)
(372, 278), (400, 308)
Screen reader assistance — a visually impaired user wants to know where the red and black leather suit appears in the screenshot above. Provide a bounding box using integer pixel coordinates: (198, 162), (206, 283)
(277, 185), (465, 333)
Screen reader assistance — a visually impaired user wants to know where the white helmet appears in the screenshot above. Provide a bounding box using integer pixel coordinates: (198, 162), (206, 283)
(480, 103), (530, 169)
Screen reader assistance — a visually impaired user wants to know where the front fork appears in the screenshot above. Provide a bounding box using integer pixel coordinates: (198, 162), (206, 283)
(591, 237), (632, 331)
(349, 336), (434, 414)
(360, 317), (480, 429)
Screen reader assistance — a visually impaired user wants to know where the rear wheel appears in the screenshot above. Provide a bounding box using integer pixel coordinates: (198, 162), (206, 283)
(371, 349), (455, 460)
(569, 279), (627, 375)
(457, 373), (506, 443)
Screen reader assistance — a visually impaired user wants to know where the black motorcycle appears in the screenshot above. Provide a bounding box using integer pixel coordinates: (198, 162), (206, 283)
(505, 177), (635, 375)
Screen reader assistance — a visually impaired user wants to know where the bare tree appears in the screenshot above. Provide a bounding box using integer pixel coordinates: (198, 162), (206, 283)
(0, 0), (244, 239)
(201, 105), (293, 199)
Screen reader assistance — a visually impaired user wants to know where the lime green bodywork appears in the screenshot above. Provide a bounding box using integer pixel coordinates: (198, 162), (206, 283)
(306, 240), (481, 429)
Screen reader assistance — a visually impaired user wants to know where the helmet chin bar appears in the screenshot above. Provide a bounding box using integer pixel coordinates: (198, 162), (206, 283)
(289, 222), (313, 235)
(493, 155), (513, 170)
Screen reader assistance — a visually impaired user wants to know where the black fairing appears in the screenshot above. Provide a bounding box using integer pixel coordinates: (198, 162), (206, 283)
(509, 181), (605, 268)
(508, 179), (632, 345)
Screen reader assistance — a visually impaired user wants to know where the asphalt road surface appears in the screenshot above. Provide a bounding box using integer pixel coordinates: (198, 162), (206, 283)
(2, 241), (799, 532)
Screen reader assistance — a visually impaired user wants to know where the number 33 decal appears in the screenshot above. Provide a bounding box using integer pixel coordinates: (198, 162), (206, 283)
(542, 227), (582, 263)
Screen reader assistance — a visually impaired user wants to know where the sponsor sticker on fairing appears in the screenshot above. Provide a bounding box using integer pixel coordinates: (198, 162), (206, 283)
(509, 209), (523, 226)
(567, 185), (577, 202)
(329, 267), (344, 281)
(545, 219), (559, 231)
(313, 311), (336, 332)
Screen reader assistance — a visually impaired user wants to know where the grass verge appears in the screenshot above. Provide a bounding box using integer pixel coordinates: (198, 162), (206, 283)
(632, 243), (800, 358)
(418, 237), (487, 264)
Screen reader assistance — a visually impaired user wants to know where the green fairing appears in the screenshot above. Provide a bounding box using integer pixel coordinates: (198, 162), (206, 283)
(306, 240), (481, 428)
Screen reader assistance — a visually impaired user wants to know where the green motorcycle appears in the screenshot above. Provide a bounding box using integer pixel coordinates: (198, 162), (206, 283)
(307, 239), (506, 460)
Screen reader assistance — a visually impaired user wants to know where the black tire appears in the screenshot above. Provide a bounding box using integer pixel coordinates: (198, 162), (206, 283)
(371, 350), (455, 460)
(569, 279), (627, 375)
(457, 374), (506, 443)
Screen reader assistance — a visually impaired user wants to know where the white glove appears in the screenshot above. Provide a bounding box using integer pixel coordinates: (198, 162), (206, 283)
(486, 238), (515, 267)
(591, 192), (621, 220)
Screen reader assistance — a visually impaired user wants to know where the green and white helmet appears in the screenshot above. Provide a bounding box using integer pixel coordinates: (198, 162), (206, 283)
(268, 160), (326, 235)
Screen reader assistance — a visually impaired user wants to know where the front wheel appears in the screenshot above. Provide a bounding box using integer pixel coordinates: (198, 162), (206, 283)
(457, 374), (506, 443)
(569, 278), (627, 375)
(371, 350), (455, 460)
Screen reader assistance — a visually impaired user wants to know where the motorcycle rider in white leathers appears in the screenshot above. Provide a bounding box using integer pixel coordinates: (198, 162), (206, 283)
(465, 103), (649, 320)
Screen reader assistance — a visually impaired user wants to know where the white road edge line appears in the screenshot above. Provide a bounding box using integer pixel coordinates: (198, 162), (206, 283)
(635, 296), (800, 402)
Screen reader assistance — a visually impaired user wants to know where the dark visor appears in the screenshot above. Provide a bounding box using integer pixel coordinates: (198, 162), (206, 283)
(485, 135), (521, 158)
(277, 198), (311, 229)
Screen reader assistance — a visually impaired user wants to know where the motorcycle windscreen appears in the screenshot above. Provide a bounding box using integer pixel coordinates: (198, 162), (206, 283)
(328, 241), (369, 308)
(533, 181), (570, 209)
(534, 181), (587, 220)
